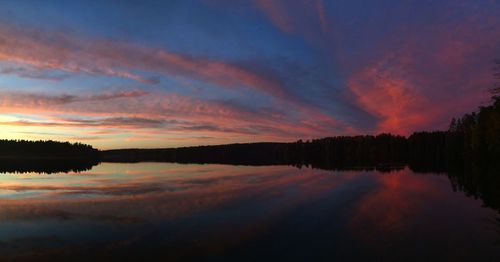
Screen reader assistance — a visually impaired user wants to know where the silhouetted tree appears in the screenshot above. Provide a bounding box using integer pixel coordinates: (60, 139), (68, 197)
(0, 139), (99, 173)
(0, 139), (98, 158)
(445, 60), (500, 163)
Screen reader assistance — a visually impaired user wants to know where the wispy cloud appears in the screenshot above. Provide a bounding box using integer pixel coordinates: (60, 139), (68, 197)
(252, 0), (500, 134)
(0, 23), (287, 97)
(0, 117), (164, 129)
(0, 21), (354, 142)
(253, 0), (295, 34)
(0, 89), (352, 146)
(0, 90), (149, 107)
(0, 65), (70, 81)
(1, 0), (499, 147)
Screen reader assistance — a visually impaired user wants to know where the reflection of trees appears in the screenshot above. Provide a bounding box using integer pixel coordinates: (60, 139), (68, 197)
(0, 158), (99, 174)
(1, 62), (499, 210)
(102, 134), (409, 171)
(447, 162), (500, 214)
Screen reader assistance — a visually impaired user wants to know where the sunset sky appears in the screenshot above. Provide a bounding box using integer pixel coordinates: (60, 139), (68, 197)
(0, 0), (499, 149)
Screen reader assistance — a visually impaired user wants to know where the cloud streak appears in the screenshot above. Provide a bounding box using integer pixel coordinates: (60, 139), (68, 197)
(253, 0), (500, 134)
(0, 23), (287, 97)
(1, 1), (499, 146)
(0, 65), (70, 81)
(0, 90), (353, 148)
(0, 90), (149, 107)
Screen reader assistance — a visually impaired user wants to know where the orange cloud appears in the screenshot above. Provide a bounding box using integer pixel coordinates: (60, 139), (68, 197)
(0, 21), (360, 146)
(0, 90), (353, 148)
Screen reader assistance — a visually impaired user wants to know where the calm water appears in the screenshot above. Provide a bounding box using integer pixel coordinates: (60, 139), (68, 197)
(0, 163), (498, 261)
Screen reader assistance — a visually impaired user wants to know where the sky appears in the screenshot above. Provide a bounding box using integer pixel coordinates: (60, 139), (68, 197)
(0, 0), (499, 149)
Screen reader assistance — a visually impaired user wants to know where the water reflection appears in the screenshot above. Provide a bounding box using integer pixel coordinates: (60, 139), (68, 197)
(0, 158), (98, 174)
(0, 163), (498, 261)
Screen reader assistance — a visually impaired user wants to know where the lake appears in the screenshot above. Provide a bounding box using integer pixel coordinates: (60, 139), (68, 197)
(0, 162), (498, 261)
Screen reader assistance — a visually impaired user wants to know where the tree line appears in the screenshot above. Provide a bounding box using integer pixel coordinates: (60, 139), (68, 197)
(0, 139), (99, 159)
(102, 86), (499, 172)
(103, 61), (500, 173)
(2, 91), (498, 174)
(3, 62), (500, 176)
(102, 135), (409, 170)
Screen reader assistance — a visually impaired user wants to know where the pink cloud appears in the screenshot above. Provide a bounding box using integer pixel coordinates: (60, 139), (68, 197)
(0, 90), (149, 107)
(0, 23), (286, 98)
(253, 0), (328, 37)
(0, 90), (353, 148)
(0, 21), (356, 144)
(346, 13), (500, 134)
(347, 53), (428, 134)
(253, 0), (294, 34)
(251, 0), (500, 134)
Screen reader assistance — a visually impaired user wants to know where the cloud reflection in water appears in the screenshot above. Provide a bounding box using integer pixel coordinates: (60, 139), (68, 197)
(0, 163), (497, 261)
